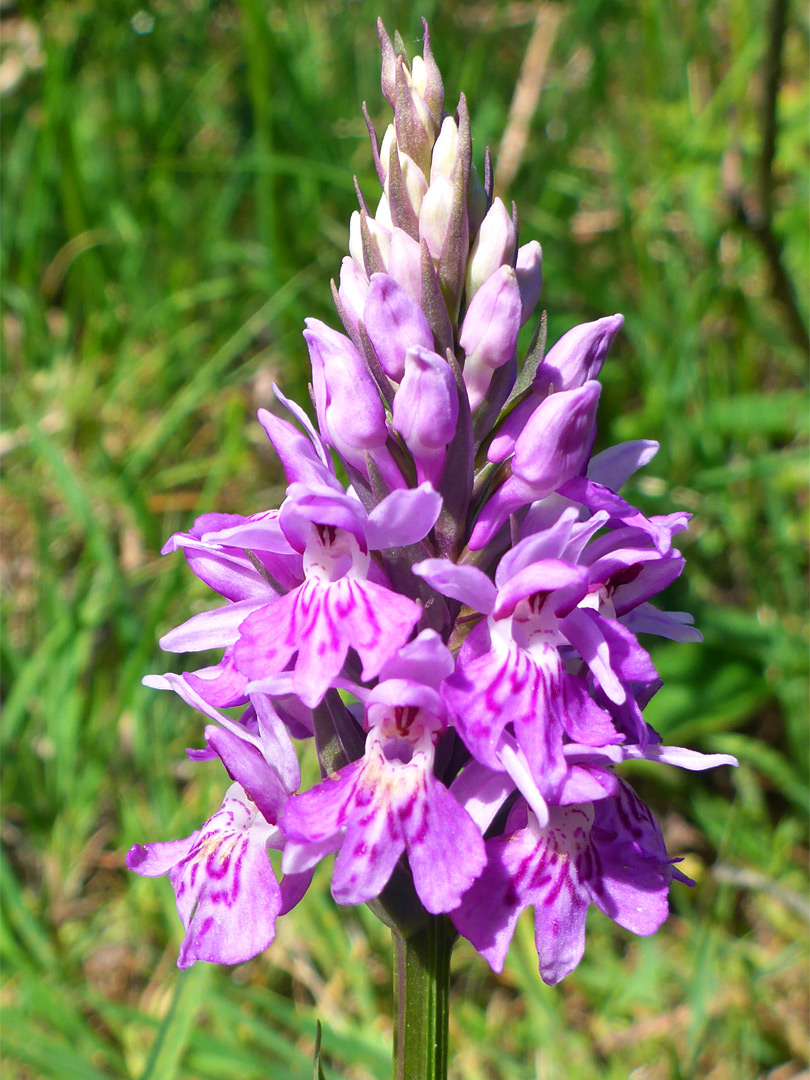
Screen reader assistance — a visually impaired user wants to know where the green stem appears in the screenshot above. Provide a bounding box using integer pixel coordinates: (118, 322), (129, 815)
(393, 916), (453, 1080)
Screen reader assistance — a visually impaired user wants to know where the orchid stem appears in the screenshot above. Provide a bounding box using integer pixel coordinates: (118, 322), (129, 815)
(393, 916), (453, 1080)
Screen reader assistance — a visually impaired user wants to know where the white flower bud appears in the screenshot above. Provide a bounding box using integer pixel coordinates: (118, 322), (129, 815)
(418, 175), (454, 259)
(430, 117), (459, 185)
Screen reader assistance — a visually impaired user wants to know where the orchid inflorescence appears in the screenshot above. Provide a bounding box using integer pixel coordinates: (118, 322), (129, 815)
(129, 20), (735, 987)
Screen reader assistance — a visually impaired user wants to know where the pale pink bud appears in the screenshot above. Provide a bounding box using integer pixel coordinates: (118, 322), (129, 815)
(419, 175), (454, 259)
(515, 241), (543, 325)
(465, 197), (516, 298)
(376, 191), (394, 230)
(363, 273), (434, 382)
(349, 211), (391, 275)
(337, 257), (369, 336)
(395, 152), (428, 216)
(430, 117), (459, 185)
(388, 228), (422, 304)
(459, 265), (522, 410)
(392, 346), (458, 487)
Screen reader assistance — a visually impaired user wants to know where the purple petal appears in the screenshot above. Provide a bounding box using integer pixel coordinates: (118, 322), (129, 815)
(182, 546), (280, 602)
(159, 599), (268, 653)
(331, 793), (405, 906)
(282, 760), (364, 842)
(127, 836), (197, 877)
(413, 558), (496, 614)
(623, 744), (738, 770)
(378, 628), (455, 688)
(232, 593), (300, 674)
(257, 407), (335, 490)
(133, 792), (283, 969)
(486, 397), (535, 464)
(451, 830), (530, 973)
(558, 477), (677, 555)
(587, 440), (659, 491)
(554, 764), (618, 804)
(365, 483), (443, 550)
(251, 692), (301, 792)
(278, 869), (314, 915)
(493, 559), (589, 619)
(204, 725), (289, 824)
(531, 861), (589, 986)
(196, 512), (296, 556)
(403, 778), (487, 914)
(175, 832), (281, 966)
(333, 578), (422, 684)
(495, 507), (581, 584)
(449, 760), (516, 833)
(162, 512), (248, 555)
(583, 609), (658, 687)
(142, 671), (263, 748)
(588, 786), (673, 935)
(560, 675), (622, 746)
(560, 607), (627, 704)
(183, 651), (248, 709)
(621, 603), (703, 643)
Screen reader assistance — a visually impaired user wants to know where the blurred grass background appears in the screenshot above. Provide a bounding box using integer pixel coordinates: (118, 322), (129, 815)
(1, 1), (808, 1077)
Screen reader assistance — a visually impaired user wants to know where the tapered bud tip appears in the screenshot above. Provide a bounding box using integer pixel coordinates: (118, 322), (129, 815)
(535, 314), (625, 396)
(516, 240), (543, 324)
(465, 196), (517, 299)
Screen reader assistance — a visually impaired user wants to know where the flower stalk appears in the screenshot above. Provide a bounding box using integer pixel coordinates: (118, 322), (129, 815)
(394, 918), (453, 1080)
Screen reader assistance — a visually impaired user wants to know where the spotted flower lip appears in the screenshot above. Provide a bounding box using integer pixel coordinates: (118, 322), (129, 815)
(126, 719), (311, 969)
(133, 18), (738, 981)
(451, 781), (693, 985)
(281, 652), (486, 914)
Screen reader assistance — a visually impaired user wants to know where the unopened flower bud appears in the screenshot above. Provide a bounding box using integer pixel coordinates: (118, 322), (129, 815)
(379, 124), (396, 178)
(376, 191), (394, 230)
(304, 319), (388, 470)
(459, 265), (522, 410)
(469, 381), (602, 550)
(363, 273), (434, 382)
(512, 381), (601, 490)
(465, 197), (516, 299)
(387, 228), (422, 304)
(349, 210), (391, 275)
(515, 241), (543, 326)
(395, 152), (428, 217)
(430, 117), (459, 185)
(392, 346), (458, 487)
(337, 257), (369, 336)
(533, 314), (624, 397)
(419, 175), (454, 259)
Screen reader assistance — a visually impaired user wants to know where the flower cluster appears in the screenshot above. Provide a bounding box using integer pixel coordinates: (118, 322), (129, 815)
(129, 21), (735, 985)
